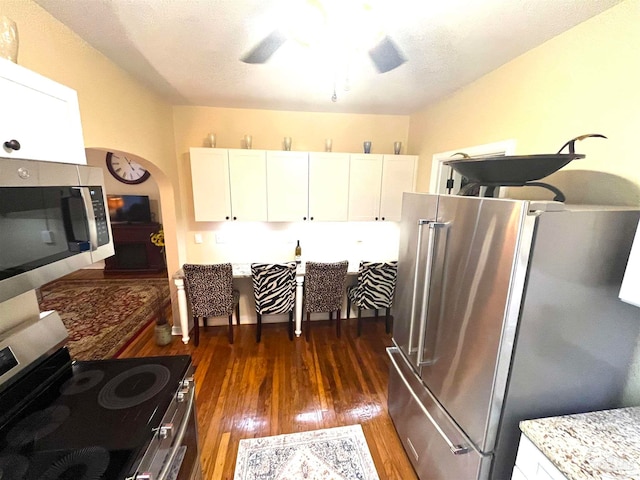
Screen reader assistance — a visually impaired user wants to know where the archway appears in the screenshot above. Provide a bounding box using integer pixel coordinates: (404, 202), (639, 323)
(85, 147), (183, 333)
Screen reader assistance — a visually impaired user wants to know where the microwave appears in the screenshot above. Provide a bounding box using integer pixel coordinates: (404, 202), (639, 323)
(0, 157), (114, 303)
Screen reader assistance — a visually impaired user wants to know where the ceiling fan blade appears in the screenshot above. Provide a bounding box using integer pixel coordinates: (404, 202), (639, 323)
(368, 36), (407, 73)
(241, 30), (287, 64)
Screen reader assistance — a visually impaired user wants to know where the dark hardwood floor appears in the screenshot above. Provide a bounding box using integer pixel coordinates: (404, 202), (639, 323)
(69, 269), (418, 480)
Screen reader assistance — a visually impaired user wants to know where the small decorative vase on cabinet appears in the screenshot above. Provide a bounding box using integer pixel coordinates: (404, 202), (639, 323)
(0, 16), (19, 63)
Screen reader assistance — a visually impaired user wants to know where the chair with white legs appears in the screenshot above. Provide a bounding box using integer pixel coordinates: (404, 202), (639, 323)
(250, 262), (297, 342)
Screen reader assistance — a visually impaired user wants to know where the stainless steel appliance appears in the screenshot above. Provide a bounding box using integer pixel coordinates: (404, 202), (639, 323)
(387, 193), (640, 480)
(0, 312), (202, 480)
(0, 157), (114, 303)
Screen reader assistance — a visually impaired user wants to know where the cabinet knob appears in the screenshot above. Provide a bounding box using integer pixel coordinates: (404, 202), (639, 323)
(225, 216), (230, 220)
(381, 217), (385, 221)
(3, 139), (20, 151)
(303, 216), (307, 221)
(233, 216), (237, 220)
(310, 217), (314, 221)
(375, 217), (379, 221)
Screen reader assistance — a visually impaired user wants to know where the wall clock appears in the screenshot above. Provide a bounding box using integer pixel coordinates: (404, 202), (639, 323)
(106, 152), (151, 184)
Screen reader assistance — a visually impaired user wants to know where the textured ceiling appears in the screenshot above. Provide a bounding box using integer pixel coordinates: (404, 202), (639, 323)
(35, 0), (621, 114)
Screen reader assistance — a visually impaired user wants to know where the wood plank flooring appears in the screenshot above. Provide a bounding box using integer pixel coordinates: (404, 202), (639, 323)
(69, 270), (418, 479)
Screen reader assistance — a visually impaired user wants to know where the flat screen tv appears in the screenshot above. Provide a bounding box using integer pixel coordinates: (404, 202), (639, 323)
(107, 194), (152, 223)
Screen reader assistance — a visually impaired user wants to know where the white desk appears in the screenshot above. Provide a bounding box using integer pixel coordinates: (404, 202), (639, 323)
(173, 263), (352, 344)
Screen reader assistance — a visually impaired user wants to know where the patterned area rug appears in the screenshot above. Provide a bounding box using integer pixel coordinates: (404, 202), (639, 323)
(234, 425), (380, 480)
(38, 278), (170, 361)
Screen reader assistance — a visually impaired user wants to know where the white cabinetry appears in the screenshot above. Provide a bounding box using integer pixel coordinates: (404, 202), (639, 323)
(189, 148), (231, 221)
(189, 148), (267, 222)
(228, 149), (268, 221)
(348, 154), (383, 221)
(266, 151), (309, 221)
(348, 154), (417, 221)
(512, 435), (567, 480)
(380, 154), (417, 221)
(0, 58), (86, 164)
(309, 152), (350, 221)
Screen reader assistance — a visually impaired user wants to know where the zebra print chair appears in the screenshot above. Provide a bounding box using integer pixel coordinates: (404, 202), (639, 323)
(182, 263), (240, 346)
(250, 262), (297, 342)
(303, 260), (349, 341)
(346, 261), (398, 336)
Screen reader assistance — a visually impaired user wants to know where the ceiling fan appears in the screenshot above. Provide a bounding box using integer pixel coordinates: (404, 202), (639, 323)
(242, 30), (406, 73)
(240, 1), (407, 73)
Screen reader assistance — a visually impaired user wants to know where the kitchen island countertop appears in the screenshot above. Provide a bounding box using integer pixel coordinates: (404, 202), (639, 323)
(520, 406), (640, 479)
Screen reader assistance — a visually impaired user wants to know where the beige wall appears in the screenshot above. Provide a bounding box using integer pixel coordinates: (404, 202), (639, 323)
(173, 105), (409, 249)
(407, 0), (640, 403)
(408, 0), (640, 206)
(0, 1), (181, 279)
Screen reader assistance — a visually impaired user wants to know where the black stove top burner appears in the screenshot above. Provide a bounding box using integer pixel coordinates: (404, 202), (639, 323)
(6, 406), (70, 448)
(0, 351), (191, 480)
(59, 370), (104, 396)
(98, 364), (171, 410)
(38, 446), (110, 480)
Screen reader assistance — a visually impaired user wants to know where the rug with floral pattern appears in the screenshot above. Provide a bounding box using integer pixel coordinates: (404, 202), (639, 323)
(234, 425), (380, 480)
(38, 278), (170, 360)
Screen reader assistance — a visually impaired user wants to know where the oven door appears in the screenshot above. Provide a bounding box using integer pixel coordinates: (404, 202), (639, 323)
(134, 375), (202, 480)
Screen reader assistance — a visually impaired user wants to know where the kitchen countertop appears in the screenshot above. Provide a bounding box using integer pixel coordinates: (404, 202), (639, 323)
(520, 407), (640, 479)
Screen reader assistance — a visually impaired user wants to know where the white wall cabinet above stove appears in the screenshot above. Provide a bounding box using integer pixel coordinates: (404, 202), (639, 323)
(0, 58), (86, 165)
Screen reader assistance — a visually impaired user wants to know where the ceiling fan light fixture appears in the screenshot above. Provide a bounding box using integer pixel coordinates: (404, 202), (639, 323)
(368, 35), (406, 73)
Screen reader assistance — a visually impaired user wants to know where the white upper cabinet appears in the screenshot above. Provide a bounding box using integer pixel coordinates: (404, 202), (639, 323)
(190, 148), (267, 221)
(309, 152), (350, 221)
(228, 149), (268, 221)
(266, 151), (309, 221)
(189, 148), (231, 221)
(348, 154), (417, 221)
(0, 59), (86, 164)
(380, 155), (417, 221)
(348, 154), (384, 221)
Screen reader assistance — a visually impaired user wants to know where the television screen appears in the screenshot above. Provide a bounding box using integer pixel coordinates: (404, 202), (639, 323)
(107, 195), (152, 223)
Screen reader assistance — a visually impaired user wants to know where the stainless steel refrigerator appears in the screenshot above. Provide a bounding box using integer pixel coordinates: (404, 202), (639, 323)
(387, 193), (640, 480)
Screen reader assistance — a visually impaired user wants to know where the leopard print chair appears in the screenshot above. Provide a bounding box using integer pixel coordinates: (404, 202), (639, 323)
(251, 262), (297, 342)
(303, 260), (349, 341)
(346, 261), (398, 336)
(182, 263), (240, 346)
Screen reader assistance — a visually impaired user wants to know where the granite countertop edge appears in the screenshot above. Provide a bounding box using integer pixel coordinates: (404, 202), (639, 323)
(519, 406), (640, 480)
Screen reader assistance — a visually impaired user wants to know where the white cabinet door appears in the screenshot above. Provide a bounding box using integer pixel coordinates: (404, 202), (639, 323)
(228, 149), (267, 221)
(189, 148), (231, 221)
(309, 152), (350, 221)
(380, 155), (417, 221)
(513, 435), (567, 480)
(266, 151), (309, 221)
(0, 59), (86, 164)
(348, 154), (383, 221)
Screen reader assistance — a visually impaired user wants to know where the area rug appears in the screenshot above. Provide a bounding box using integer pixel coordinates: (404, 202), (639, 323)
(38, 278), (170, 361)
(234, 425), (380, 480)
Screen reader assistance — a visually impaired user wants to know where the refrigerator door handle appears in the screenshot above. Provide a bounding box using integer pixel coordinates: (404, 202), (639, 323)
(387, 348), (471, 456)
(416, 220), (446, 367)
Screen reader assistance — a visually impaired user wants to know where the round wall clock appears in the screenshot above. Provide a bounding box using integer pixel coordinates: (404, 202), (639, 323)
(106, 152), (151, 185)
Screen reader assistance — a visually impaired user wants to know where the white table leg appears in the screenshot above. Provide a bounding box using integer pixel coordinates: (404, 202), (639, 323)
(295, 274), (304, 337)
(174, 277), (191, 344)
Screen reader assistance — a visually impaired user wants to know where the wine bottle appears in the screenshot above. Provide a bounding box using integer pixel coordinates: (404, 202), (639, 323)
(295, 240), (301, 264)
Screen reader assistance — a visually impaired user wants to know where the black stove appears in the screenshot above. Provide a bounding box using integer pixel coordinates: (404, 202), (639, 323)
(0, 313), (200, 480)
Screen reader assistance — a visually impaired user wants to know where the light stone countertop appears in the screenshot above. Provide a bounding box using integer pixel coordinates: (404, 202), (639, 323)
(520, 407), (640, 479)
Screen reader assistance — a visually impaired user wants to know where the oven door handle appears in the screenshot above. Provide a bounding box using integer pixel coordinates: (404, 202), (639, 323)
(156, 385), (196, 480)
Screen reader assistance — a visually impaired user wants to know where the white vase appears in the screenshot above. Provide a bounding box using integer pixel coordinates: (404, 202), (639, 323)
(0, 16), (18, 63)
